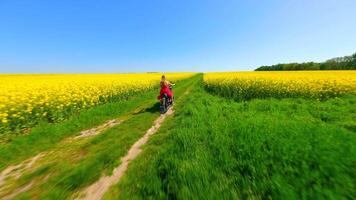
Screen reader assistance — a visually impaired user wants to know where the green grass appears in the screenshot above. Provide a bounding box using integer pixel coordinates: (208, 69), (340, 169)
(105, 77), (356, 199)
(2, 74), (355, 199)
(7, 75), (201, 199)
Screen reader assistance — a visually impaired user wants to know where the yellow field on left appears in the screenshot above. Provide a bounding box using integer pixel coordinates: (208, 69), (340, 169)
(0, 73), (195, 134)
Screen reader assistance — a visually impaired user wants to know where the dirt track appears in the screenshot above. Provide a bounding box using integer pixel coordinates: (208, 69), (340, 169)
(75, 108), (174, 200)
(0, 119), (123, 198)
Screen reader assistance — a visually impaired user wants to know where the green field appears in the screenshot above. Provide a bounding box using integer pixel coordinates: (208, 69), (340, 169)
(0, 74), (355, 199)
(105, 76), (356, 199)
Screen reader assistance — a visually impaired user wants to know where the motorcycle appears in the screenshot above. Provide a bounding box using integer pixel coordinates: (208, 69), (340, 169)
(159, 85), (174, 114)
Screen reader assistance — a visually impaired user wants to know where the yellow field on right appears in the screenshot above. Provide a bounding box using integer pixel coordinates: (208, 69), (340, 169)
(204, 71), (356, 100)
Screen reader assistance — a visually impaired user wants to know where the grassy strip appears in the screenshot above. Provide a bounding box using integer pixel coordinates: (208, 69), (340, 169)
(10, 75), (201, 199)
(0, 90), (155, 171)
(105, 78), (356, 199)
(0, 76), (198, 171)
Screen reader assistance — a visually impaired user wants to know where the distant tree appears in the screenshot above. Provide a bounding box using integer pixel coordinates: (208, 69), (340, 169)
(254, 52), (356, 71)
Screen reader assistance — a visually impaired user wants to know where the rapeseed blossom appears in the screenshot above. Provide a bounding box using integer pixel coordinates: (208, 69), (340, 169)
(204, 71), (356, 101)
(0, 73), (194, 133)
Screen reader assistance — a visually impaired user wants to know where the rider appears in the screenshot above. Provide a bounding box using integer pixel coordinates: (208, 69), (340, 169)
(161, 75), (174, 88)
(157, 75), (174, 101)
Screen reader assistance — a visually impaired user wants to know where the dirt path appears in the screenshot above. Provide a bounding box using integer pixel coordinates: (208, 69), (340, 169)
(74, 119), (122, 139)
(0, 153), (45, 189)
(75, 107), (175, 200)
(2, 181), (34, 200)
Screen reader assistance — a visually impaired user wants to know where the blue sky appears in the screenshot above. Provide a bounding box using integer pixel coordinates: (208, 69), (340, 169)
(0, 0), (355, 73)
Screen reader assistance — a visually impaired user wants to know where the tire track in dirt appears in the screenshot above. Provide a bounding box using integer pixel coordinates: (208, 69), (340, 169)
(73, 119), (122, 139)
(2, 181), (34, 200)
(75, 108), (175, 200)
(0, 153), (45, 190)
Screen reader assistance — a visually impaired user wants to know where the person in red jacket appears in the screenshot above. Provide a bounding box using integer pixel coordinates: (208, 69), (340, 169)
(157, 75), (174, 100)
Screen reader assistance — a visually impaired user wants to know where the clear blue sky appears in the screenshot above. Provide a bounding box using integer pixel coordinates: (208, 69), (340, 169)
(0, 0), (355, 73)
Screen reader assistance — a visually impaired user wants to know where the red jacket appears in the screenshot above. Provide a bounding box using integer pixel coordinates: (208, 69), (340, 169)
(157, 85), (173, 100)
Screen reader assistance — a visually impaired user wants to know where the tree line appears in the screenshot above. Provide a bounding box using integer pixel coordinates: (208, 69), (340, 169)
(255, 52), (356, 71)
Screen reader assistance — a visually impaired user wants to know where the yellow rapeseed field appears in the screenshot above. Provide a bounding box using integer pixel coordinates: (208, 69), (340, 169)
(0, 73), (194, 133)
(204, 71), (356, 100)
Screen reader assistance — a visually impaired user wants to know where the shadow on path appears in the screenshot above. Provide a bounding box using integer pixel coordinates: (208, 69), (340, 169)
(133, 102), (161, 115)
